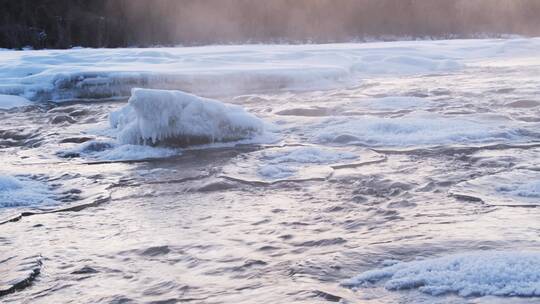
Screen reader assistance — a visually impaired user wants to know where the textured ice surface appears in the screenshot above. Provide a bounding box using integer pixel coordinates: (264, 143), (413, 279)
(0, 94), (32, 109)
(0, 175), (52, 208)
(313, 113), (534, 147)
(450, 170), (540, 206)
(343, 251), (540, 297)
(110, 88), (264, 146)
(95, 144), (178, 161)
(222, 146), (382, 183)
(1, 38), (540, 102)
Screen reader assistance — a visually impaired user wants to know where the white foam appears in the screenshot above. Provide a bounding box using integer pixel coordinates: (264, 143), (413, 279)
(343, 251), (540, 297)
(111, 88), (264, 146)
(313, 113), (533, 147)
(0, 175), (53, 208)
(0, 94), (32, 110)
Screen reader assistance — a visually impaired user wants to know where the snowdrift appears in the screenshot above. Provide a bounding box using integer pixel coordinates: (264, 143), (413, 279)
(110, 88), (264, 146)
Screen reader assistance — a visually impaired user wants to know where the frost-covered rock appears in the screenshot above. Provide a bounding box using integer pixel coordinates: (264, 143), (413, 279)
(110, 88), (264, 146)
(343, 251), (540, 297)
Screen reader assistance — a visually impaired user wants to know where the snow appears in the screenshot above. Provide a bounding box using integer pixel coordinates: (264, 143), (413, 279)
(110, 88), (264, 146)
(343, 251), (540, 297)
(0, 94), (32, 109)
(1, 38), (540, 102)
(450, 170), (540, 206)
(0, 175), (53, 208)
(312, 113), (533, 147)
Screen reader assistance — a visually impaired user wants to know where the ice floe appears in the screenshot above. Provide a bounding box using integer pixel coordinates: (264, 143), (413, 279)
(343, 251), (540, 297)
(110, 88), (264, 146)
(0, 175), (53, 208)
(221, 146), (382, 183)
(450, 169), (540, 206)
(312, 113), (535, 147)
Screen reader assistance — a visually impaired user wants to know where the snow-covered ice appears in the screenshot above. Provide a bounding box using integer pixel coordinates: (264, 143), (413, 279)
(0, 175), (53, 208)
(450, 170), (540, 206)
(110, 88), (264, 146)
(343, 251), (540, 297)
(1, 38), (539, 102)
(0, 94), (32, 109)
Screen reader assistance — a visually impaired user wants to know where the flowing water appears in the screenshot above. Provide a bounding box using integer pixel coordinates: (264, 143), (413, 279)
(1, 43), (540, 303)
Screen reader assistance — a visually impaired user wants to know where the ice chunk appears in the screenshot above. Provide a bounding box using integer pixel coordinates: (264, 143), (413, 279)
(343, 251), (540, 297)
(110, 88), (264, 146)
(0, 94), (32, 110)
(450, 170), (540, 206)
(0, 175), (53, 208)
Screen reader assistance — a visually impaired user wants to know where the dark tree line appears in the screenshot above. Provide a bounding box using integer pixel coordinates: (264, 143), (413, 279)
(2, 0), (540, 49)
